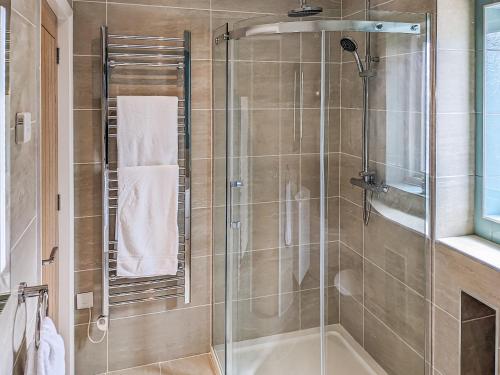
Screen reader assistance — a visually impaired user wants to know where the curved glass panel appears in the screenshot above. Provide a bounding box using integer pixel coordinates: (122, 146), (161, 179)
(212, 9), (431, 375)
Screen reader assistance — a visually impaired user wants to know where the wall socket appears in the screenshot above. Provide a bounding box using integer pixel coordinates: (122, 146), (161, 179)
(76, 292), (94, 310)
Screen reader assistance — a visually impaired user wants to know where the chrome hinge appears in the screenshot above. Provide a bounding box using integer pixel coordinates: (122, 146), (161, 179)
(57, 194), (61, 211)
(56, 47), (60, 64)
(215, 33), (230, 45)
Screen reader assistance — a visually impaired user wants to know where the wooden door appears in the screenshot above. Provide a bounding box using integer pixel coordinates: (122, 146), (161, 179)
(41, 0), (58, 323)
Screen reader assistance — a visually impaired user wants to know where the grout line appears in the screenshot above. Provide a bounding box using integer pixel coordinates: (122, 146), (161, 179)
(10, 216), (37, 252)
(461, 313), (497, 324)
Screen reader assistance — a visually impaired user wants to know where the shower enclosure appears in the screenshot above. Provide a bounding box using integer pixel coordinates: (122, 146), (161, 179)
(213, 10), (431, 375)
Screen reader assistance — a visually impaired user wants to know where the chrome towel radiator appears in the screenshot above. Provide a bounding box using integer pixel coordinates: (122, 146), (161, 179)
(99, 26), (191, 324)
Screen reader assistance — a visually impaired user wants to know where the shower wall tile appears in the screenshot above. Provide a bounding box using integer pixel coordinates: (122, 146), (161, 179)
(73, 1), (106, 55)
(342, 0), (365, 17)
(370, 0), (435, 13)
(328, 153), (340, 197)
(339, 242), (363, 304)
(339, 295), (363, 346)
(107, 306), (210, 371)
(74, 269), (103, 325)
(300, 289), (321, 330)
(435, 176), (474, 238)
(433, 306), (460, 375)
(191, 207), (212, 257)
(113, 0), (210, 9)
(364, 260), (426, 355)
(339, 154), (363, 205)
(74, 110), (102, 164)
(192, 158), (212, 209)
(74, 55), (102, 109)
(341, 108), (363, 157)
(75, 214), (102, 271)
(436, 0), (474, 51)
(364, 310), (425, 375)
(233, 292), (300, 341)
(211, 0), (297, 14)
(364, 213), (426, 296)
(329, 109), (341, 152)
(339, 198), (363, 253)
(436, 50), (475, 114)
(74, 164), (102, 217)
(75, 324), (108, 375)
(340, 61), (363, 109)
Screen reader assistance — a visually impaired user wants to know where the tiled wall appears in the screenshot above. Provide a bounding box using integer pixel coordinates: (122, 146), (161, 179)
(0, 0), (41, 374)
(337, 0), (435, 374)
(435, 0), (475, 238)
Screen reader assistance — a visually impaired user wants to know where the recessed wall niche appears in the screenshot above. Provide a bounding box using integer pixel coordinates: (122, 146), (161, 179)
(461, 291), (497, 375)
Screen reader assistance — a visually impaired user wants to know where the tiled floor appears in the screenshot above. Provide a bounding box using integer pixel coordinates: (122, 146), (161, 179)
(103, 353), (217, 375)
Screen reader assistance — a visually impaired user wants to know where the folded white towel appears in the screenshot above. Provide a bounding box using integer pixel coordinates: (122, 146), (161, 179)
(117, 96), (179, 168)
(25, 317), (65, 375)
(117, 165), (179, 277)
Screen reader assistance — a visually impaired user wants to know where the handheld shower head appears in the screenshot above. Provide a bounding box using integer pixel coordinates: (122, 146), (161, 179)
(340, 37), (365, 74)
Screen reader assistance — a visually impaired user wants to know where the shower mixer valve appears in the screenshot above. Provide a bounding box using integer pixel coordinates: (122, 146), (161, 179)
(350, 171), (389, 194)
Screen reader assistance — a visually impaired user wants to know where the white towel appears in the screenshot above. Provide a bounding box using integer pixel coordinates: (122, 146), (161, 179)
(25, 317), (65, 375)
(117, 96), (179, 168)
(117, 165), (179, 277)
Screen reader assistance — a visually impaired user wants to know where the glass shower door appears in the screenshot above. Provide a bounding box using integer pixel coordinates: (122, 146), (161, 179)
(225, 23), (332, 375)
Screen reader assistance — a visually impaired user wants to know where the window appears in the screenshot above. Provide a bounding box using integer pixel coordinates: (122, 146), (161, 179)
(476, 1), (500, 242)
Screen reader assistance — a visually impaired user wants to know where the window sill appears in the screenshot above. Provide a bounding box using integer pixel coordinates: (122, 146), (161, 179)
(438, 235), (500, 272)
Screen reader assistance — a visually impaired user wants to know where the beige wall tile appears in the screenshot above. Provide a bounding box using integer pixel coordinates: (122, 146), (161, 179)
(192, 158), (212, 209)
(11, 0), (38, 25)
(436, 50), (475, 114)
(73, 1), (106, 55)
(437, 0), (474, 51)
(108, 306), (210, 370)
(339, 294), (363, 346)
(114, 0), (209, 8)
(191, 208), (212, 257)
(341, 108), (362, 157)
(339, 242), (363, 303)
(339, 198), (363, 253)
(364, 260), (426, 355)
(433, 306), (460, 375)
(74, 55), (102, 109)
(364, 310), (425, 375)
(435, 176), (474, 238)
(233, 292), (300, 341)
(436, 113), (475, 177)
(75, 216), (102, 272)
(342, 0), (365, 17)
(74, 110), (102, 164)
(191, 110), (212, 160)
(300, 288), (321, 329)
(364, 213), (426, 296)
(211, 0), (296, 14)
(339, 153), (363, 205)
(74, 164), (102, 217)
(75, 324), (107, 375)
(75, 269), (103, 325)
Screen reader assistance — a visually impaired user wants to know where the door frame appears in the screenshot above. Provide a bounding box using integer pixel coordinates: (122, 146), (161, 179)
(44, 0), (73, 373)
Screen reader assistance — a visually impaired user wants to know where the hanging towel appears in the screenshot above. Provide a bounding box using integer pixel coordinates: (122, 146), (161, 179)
(117, 165), (179, 277)
(25, 317), (65, 375)
(117, 96), (179, 168)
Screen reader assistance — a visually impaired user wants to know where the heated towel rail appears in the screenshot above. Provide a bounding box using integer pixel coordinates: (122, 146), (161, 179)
(99, 26), (191, 324)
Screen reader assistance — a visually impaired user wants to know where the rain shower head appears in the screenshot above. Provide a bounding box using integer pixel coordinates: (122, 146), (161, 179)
(340, 37), (365, 74)
(288, 0), (323, 17)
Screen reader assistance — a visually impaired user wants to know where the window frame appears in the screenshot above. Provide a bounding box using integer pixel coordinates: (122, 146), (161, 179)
(475, 0), (500, 242)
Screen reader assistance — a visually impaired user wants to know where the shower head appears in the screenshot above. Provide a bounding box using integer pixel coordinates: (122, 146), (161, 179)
(288, 0), (323, 17)
(340, 37), (365, 74)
